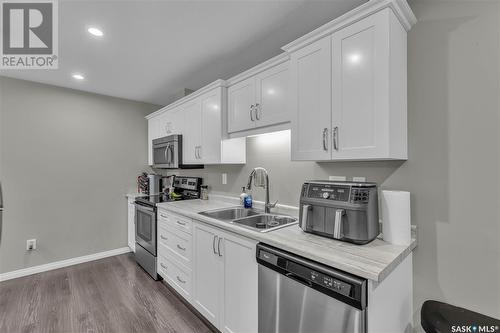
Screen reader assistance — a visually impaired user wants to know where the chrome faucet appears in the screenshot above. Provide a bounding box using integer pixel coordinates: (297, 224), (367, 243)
(246, 167), (277, 213)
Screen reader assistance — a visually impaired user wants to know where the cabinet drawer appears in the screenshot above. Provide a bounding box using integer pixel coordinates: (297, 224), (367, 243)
(158, 226), (192, 267)
(158, 255), (192, 301)
(158, 210), (192, 234)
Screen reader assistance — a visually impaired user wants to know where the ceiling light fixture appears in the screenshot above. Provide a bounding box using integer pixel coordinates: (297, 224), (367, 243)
(72, 74), (85, 80)
(87, 27), (103, 37)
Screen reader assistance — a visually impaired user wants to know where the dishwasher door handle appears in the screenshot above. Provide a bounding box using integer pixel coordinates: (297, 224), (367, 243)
(285, 272), (313, 288)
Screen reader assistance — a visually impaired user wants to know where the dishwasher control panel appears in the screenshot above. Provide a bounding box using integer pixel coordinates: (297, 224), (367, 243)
(311, 271), (352, 296)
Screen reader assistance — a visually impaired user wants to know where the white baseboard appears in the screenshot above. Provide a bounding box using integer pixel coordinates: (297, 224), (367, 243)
(0, 247), (131, 282)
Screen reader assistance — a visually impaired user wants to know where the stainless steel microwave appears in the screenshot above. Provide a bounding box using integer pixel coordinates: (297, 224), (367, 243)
(152, 135), (203, 169)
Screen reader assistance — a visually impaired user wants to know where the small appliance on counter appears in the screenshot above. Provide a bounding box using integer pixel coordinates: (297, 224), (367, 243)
(299, 181), (379, 245)
(134, 176), (202, 280)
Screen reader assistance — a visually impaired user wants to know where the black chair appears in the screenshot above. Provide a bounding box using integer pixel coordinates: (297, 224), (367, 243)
(421, 300), (500, 333)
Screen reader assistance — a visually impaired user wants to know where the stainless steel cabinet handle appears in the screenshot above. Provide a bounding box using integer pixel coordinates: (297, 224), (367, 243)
(176, 276), (186, 284)
(176, 244), (186, 251)
(194, 146), (198, 159)
(198, 146), (202, 159)
(160, 263), (167, 270)
(333, 209), (345, 239)
(255, 103), (261, 120)
(301, 204), (311, 230)
(333, 126), (339, 151)
(213, 235), (218, 254)
(217, 237), (222, 257)
(250, 105), (255, 121)
(322, 128), (328, 151)
(176, 220), (186, 226)
(160, 235), (168, 240)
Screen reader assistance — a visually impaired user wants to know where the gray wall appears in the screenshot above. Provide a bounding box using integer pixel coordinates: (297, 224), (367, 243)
(0, 77), (158, 274)
(162, 0), (500, 320)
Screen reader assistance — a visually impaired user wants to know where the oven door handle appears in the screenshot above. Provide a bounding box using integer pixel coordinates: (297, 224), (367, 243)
(135, 202), (155, 213)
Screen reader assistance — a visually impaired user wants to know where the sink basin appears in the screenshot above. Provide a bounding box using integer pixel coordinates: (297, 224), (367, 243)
(233, 214), (298, 233)
(199, 207), (261, 221)
(199, 207), (298, 233)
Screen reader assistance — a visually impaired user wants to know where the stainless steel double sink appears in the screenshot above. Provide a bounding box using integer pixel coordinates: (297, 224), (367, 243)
(199, 207), (297, 233)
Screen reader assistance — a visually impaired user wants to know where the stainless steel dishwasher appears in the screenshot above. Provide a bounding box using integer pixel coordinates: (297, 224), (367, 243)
(257, 243), (367, 333)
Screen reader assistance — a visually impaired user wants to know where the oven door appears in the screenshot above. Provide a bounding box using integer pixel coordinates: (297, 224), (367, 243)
(135, 203), (156, 256)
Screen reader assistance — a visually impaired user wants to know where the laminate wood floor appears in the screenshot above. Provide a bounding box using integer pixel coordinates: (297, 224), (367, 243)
(0, 253), (215, 333)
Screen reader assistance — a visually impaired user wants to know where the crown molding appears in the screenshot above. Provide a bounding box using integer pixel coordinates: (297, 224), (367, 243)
(281, 0), (416, 53)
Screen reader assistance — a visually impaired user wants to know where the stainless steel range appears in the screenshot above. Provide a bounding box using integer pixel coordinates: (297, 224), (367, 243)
(134, 176), (202, 279)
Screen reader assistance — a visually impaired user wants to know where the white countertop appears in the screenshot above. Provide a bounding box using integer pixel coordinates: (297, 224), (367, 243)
(157, 198), (416, 282)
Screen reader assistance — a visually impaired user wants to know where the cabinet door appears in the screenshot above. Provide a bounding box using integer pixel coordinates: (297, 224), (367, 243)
(290, 36), (332, 161)
(169, 106), (185, 135)
(331, 10), (389, 159)
(200, 89), (222, 164)
(127, 202), (135, 252)
(220, 232), (258, 333)
(227, 78), (256, 133)
(192, 223), (222, 327)
(182, 99), (202, 164)
(255, 61), (290, 128)
(147, 117), (161, 165)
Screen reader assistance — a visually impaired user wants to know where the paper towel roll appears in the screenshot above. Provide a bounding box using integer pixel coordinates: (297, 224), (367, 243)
(381, 190), (411, 245)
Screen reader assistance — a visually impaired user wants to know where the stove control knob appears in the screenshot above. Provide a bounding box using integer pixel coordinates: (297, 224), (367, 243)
(322, 192), (330, 199)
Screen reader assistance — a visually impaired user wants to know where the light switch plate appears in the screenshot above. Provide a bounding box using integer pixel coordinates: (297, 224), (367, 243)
(222, 173), (227, 185)
(329, 176), (346, 181)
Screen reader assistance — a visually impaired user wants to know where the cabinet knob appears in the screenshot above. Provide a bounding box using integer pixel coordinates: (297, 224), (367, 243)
(250, 105), (255, 121)
(333, 127), (339, 151)
(322, 128), (329, 151)
(255, 103), (261, 120)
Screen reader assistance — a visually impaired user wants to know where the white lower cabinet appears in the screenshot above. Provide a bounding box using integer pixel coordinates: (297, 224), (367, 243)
(192, 221), (258, 333)
(127, 197), (135, 252)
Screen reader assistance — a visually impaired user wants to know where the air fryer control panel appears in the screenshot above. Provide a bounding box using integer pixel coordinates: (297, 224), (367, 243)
(301, 182), (373, 204)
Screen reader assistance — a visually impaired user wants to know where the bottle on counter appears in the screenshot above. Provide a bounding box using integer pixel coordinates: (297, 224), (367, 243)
(200, 185), (209, 200)
(240, 187), (248, 206)
(244, 193), (253, 209)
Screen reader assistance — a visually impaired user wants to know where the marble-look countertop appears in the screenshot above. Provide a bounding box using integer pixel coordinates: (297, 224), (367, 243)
(126, 193), (146, 199)
(157, 198), (416, 282)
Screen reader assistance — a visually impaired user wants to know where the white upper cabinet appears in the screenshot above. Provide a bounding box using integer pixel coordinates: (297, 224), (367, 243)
(255, 61), (290, 128)
(227, 78), (256, 133)
(146, 80), (246, 166)
(331, 9), (404, 160)
(182, 99), (202, 164)
(290, 36), (332, 161)
(285, 2), (415, 161)
(227, 54), (290, 135)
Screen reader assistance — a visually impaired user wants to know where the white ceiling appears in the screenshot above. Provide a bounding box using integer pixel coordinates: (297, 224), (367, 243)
(0, 0), (366, 106)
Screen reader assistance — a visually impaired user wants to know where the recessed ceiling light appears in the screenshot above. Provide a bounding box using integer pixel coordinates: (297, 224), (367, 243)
(87, 27), (103, 37)
(72, 74), (85, 80)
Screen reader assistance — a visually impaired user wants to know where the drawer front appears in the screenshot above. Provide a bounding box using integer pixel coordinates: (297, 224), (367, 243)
(158, 226), (192, 266)
(157, 255), (192, 301)
(158, 210), (192, 234)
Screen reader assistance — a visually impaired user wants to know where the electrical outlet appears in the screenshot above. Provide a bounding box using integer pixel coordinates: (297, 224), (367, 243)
(352, 177), (366, 182)
(329, 176), (346, 181)
(26, 239), (36, 251)
(221, 173), (227, 185)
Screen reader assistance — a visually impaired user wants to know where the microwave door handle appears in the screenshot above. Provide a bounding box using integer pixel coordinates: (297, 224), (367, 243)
(300, 205), (311, 230)
(333, 209), (345, 239)
(168, 145), (174, 165)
